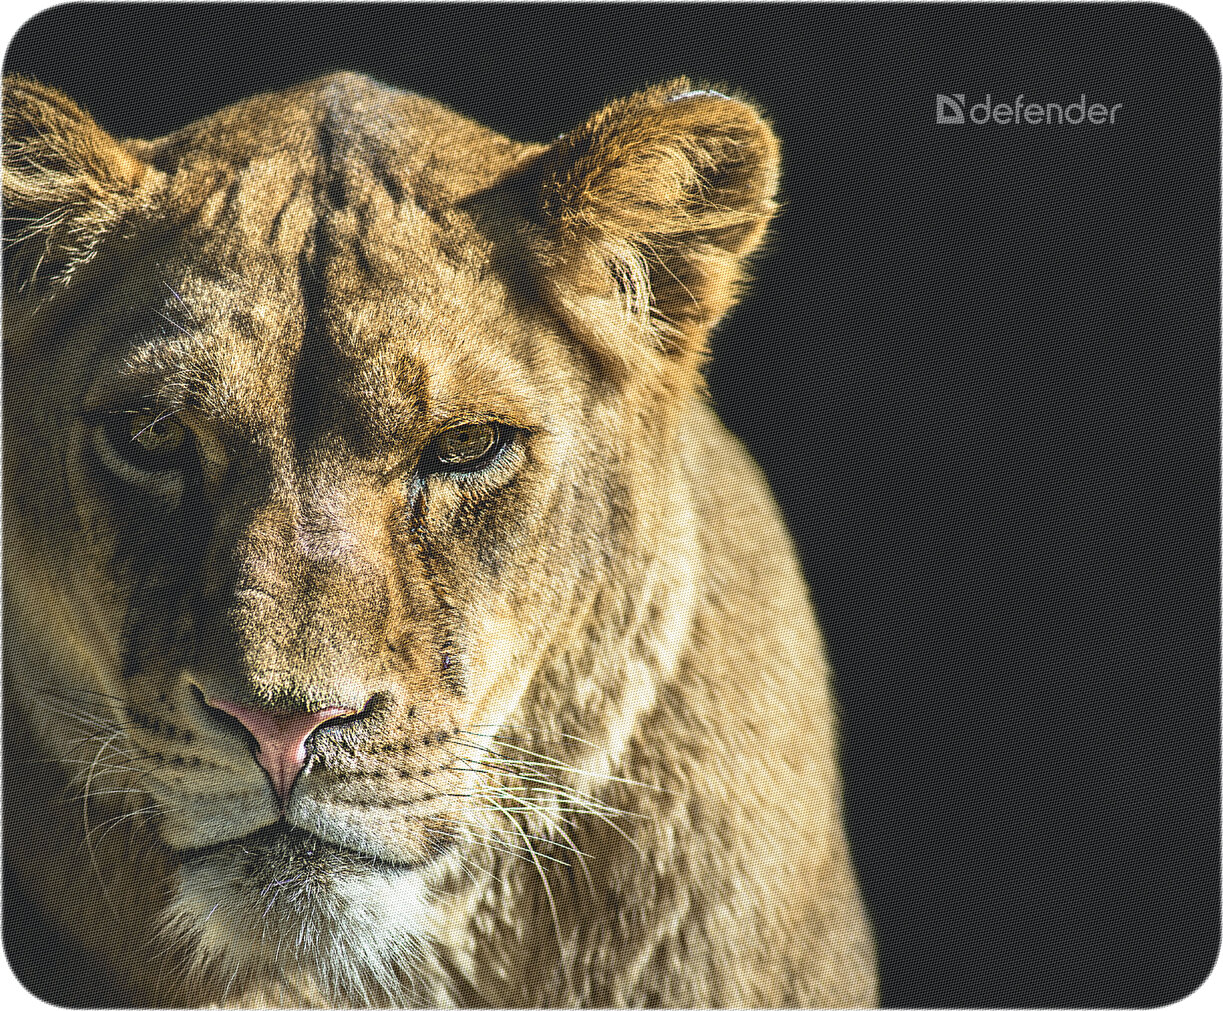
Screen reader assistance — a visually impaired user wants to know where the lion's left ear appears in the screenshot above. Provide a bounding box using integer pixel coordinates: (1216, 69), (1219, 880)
(2, 74), (162, 296)
(519, 78), (780, 381)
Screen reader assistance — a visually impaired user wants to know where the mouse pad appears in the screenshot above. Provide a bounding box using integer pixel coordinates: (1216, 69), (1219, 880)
(3, 3), (1217, 1007)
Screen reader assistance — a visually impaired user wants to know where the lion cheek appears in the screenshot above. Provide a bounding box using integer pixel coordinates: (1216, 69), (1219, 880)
(460, 601), (555, 734)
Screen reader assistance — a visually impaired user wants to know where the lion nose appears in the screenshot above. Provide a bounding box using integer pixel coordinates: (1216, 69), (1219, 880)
(204, 698), (356, 803)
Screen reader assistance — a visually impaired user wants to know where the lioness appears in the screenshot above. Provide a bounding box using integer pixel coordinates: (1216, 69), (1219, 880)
(2, 72), (877, 1007)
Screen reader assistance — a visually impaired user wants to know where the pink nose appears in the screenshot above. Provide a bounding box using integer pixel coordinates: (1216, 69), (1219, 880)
(206, 699), (356, 803)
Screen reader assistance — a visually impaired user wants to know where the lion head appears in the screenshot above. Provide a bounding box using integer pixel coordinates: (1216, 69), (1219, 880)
(2, 71), (819, 1005)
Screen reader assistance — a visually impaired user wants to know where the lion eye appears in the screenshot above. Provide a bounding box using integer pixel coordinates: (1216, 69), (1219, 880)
(425, 422), (504, 473)
(129, 413), (187, 456)
(92, 409), (195, 495)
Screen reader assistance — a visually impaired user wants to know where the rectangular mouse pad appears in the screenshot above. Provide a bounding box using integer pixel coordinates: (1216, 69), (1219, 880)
(2, 3), (1217, 1008)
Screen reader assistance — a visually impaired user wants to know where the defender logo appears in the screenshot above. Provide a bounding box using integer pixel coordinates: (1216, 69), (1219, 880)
(936, 93), (1122, 126)
(936, 93), (966, 125)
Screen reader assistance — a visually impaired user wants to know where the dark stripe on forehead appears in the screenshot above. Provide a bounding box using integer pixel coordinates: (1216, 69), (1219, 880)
(316, 77), (409, 211)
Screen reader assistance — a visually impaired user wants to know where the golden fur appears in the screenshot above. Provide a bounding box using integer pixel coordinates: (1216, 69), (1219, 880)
(2, 72), (877, 1006)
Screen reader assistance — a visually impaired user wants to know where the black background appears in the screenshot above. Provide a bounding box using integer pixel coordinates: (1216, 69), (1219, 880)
(4, 3), (1219, 1007)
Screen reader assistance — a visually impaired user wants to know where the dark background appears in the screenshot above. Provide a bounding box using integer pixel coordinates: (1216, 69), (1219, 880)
(4, 3), (1219, 1007)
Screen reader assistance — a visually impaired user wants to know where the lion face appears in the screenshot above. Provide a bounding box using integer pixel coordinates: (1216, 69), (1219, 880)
(3, 72), (779, 999)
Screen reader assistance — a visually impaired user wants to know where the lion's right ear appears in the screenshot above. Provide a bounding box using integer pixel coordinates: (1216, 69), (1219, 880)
(2, 75), (161, 295)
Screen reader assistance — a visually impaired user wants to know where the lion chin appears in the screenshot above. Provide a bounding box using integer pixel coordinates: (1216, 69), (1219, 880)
(161, 826), (436, 1006)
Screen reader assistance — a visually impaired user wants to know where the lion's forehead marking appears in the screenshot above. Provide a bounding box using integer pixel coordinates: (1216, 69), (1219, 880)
(123, 273), (547, 455)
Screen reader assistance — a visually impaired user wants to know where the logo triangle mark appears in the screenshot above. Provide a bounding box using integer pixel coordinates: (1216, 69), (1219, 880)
(936, 94), (965, 125)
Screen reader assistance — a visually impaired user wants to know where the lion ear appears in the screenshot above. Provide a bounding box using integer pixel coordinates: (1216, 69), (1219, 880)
(2, 75), (160, 295)
(521, 78), (780, 382)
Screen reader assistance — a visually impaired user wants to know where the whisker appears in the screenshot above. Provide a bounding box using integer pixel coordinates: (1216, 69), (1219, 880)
(468, 721), (605, 751)
(82, 732), (126, 921)
(462, 820), (572, 868)
(162, 281), (197, 321)
(156, 310), (194, 338)
(452, 733), (668, 793)
(447, 763), (644, 818)
(487, 791), (595, 895)
(84, 803), (165, 853)
(485, 795), (570, 981)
